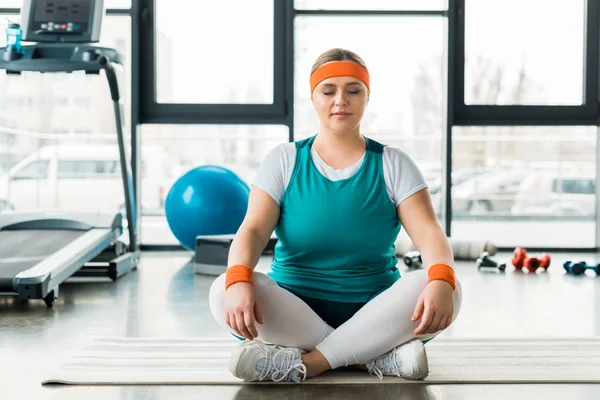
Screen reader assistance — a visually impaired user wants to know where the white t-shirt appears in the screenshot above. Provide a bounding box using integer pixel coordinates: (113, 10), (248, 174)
(253, 141), (428, 208)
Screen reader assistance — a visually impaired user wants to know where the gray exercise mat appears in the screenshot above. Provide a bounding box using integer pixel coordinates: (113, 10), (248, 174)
(43, 337), (600, 385)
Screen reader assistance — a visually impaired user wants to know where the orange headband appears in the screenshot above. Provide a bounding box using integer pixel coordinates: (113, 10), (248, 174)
(310, 61), (370, 93)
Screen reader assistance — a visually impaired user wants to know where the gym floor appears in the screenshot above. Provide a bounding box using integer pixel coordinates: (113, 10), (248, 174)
(1, 251), (600, 400)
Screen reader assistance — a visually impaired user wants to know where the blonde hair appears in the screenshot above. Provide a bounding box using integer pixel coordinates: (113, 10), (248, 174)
(310, 48), (368, 75)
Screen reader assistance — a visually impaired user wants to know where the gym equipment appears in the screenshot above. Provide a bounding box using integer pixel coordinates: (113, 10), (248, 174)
(563, 261), (600, 276)
(523, 254), (551, 273)
(395, 235), (497, 260)
(194, 235), (278, 276)
(403, 251), (423, 269)
(20, 0), (104, 43)
(0, 0), (138, 307)
(476, 252), (506, 272)
(512, 248), (526, 269)
(512, 248), (551, 272)
(165, 165), (250, 251)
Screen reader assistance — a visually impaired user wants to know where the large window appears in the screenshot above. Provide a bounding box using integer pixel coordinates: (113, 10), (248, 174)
(154, 0), (274, 104)
(464, 0), (585, 106)
(294, 16), (446, 198)
(295, 0), (447, 10)
(450, 126), (597, 248)
(0, 0), (131, 6)
(0, 16), (131, 214)
(139, 125), (288, 245)
(5, 2), (599, 250)
(142, 0), (285, 123)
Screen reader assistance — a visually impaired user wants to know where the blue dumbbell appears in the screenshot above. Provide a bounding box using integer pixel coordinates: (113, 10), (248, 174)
(563, 261), (600, 276)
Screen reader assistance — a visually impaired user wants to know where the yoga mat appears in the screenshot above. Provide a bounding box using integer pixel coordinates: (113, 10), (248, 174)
(43, 337), (600, 385)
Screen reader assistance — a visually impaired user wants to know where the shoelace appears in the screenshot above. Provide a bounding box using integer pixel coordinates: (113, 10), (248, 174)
(367, 353), (402, 380)
(257, 346), (307, 382)
(367, 362), (384, 379)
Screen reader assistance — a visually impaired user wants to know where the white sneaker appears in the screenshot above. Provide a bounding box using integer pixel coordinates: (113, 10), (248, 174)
(365, 339), (429, 380)
(229, 340), (307, 382)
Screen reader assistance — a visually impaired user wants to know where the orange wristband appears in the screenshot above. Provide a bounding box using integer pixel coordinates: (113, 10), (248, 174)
(225, 264), (254, 290)
(427, 263), (456, 291)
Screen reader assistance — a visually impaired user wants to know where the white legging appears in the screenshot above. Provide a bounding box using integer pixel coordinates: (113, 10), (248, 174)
(209, 270), (463, 369)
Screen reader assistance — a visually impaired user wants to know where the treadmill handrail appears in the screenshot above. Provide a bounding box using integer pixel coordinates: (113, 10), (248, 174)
(14, 228), (115, 283)
(99, 56), (138, 252)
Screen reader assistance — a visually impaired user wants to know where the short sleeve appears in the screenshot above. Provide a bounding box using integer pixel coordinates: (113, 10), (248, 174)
(252, 143), (295, 205)
(382, 146), (428, 208)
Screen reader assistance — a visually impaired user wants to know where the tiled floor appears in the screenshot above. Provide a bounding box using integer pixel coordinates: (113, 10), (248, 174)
(1, 251), (600, 399)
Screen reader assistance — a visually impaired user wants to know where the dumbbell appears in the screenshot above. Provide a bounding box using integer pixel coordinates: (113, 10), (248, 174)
(403, 251), (423, 269)
(563, 261), (600, 276)
(476, 252), (506, 272)
(512, 247), (551, 272)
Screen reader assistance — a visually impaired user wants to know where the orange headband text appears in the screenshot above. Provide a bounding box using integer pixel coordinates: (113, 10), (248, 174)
(310, 61), (370, 93)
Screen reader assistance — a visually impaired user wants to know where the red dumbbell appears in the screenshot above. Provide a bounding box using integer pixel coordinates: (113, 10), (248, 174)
(512, 247), (527, 269)
(523, 254), (551, 272)
(512, 247), (551, 272)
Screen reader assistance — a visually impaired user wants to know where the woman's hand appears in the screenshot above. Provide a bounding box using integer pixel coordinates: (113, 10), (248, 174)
(412, 280), (454, 335)
(224, 282), (264, 340)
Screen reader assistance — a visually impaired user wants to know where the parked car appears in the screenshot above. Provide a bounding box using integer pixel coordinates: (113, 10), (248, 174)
(0, 145), (173, 214)
(430, 169), (528, 214)
(453, 170), (529, 213)
(428, 168), (490, 195)
(512, 172), (596, 216)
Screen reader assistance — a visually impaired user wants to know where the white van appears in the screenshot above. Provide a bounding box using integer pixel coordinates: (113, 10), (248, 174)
(0, 145), (173, 214)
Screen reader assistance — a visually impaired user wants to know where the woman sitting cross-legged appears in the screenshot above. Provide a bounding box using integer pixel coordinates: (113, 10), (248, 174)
(209, 48), (463, 383)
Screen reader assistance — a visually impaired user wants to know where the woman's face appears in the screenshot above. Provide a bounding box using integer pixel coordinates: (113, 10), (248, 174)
(311, 74), (369, 133)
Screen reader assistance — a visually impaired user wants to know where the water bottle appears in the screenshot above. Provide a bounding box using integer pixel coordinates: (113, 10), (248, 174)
(4, 23), (23, 61)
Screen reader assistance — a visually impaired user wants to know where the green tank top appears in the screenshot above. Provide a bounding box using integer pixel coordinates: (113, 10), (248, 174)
(268, 135), (402, 303)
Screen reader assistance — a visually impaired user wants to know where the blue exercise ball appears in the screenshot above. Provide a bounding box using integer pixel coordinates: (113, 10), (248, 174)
(165, 165), (250, 250)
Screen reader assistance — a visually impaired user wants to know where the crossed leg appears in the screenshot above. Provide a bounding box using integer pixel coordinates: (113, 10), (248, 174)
(209, 270), (463, 376)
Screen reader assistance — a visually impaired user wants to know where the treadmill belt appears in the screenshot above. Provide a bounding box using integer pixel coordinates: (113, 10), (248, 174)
(0, 230), (87, 292)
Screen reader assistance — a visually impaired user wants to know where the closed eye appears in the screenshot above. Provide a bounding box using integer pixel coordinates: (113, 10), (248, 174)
(323, 91), (360, 95)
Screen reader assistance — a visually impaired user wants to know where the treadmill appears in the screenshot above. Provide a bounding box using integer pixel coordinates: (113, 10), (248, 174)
(0, 0), (138, 307)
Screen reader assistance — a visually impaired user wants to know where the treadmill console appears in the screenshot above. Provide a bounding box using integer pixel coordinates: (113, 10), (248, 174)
(20, 0), (105, 43)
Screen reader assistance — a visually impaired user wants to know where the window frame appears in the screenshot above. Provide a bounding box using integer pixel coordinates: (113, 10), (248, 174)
(138, 0), (289, 124)
(452, 0), (599, 126)
(444, 0), (600, 243)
